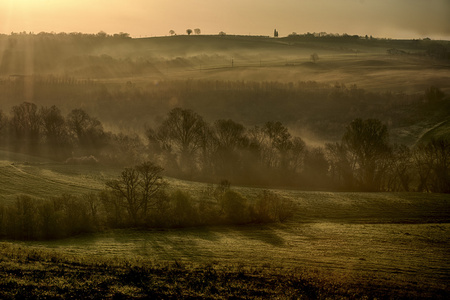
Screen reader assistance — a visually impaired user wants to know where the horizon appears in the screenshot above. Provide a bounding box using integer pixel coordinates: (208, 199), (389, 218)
(1, 0), (449, 41)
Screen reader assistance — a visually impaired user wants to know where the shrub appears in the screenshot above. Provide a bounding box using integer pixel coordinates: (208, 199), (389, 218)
(250, 190), (295, 223)
(170, 190), (199, 227)
(221, 190), (249, 224)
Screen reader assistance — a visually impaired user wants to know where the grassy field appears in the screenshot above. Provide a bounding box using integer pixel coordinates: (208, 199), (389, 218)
(0, 150), (449, 298)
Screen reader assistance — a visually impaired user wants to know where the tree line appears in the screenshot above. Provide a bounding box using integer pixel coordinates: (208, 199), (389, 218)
(0, 171), (294, 240)
(0, 103), (448, 193)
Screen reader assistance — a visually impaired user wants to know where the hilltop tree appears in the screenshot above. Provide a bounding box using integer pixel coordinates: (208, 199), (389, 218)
(186, 29), (193, 35)
(169, 30), (176, 36)
(194, 28), (201, 35)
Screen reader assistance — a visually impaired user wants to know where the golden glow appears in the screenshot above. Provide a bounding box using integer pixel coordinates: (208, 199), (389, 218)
(0, 0), (449, 40)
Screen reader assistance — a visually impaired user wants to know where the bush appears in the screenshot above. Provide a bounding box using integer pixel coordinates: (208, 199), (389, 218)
(169, 190), (199, 227)
(250, 190), (295, 223)
(221, 190), (249, 224)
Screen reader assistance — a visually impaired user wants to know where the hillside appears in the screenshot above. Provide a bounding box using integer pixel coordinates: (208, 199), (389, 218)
(0, 150), (448, 298)
(1, 33), (449, 147)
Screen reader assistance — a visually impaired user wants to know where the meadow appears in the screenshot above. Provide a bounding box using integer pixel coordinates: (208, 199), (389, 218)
(0, 33), (449, 298)
(0, 150), (449, 298)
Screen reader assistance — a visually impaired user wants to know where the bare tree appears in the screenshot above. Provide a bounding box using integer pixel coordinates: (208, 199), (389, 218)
(341, 118), (391, 191)
(67, 109), (105, 151)
(10, 102), (41, 144)
(106, 161), (165, 225)
(0, 110), (7, 139)
(212, 119), (248, 178)
(40, 105), (69, 149)
(156, 108), (207, 174)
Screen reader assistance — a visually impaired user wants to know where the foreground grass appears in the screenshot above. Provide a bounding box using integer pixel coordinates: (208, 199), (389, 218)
(1, 243), (448, 299)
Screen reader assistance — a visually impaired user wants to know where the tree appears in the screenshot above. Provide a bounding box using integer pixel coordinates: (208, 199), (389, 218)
(391, 144), (413, 191)
(106, 161), (165, 226)
(169, 30), (176, 36)
(274, 29), (278, 37)
(264, 121), (298, 171)
(0, 110), (7, 141)
(413, 138), (450, 193)
(341, 118), (391, 191)
(156, 108), (207, 175)
(310, 53), (319, 63)
(10, 102), (41, 144)
(212, 119), (248, 178)
(186, 29), (193, 35)
(194, 28), (201, 35)
(303, 147), (329, 186)
(67, 108), (105, 152)
(40, 105), (70, 152)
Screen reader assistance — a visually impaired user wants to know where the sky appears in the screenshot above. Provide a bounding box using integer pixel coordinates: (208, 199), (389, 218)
(1, 0), (449, 40)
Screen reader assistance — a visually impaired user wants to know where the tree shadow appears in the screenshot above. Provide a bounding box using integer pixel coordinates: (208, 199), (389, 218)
(236, 225), (286, 247)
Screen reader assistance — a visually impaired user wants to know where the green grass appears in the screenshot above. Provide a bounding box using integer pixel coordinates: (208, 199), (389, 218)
(2, 242), (446, 299)
(1, 150), (449, 298)
(418, 120), (450, 143)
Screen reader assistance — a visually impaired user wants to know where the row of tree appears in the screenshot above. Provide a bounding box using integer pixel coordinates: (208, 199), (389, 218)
(0, 103), (448, 192)
(0, 170), (294, 240)
(0, 102), (143, 164)
(147, 109), (449, 192)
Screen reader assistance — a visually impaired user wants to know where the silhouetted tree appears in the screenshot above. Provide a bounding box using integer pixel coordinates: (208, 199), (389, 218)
(0, 110), (7, 141)
(341, 118), (391, 191)
(67, 108), (105, 153)
(10, 102), (41, 144)
(186, 29), (193, 35)
(414, 138), (450, 193)
(264, 121), (305, 173)
(392, 144), (413, 191)
(40, 105), (70, 153)
(169, 30), (176, 36)
(326, 142), (355, 189)
(303, 147), (329, 186)
(194, 28), (201, 35)
(212, 119), (248, 178)
(106, 161), (165, 226)
(156, 108), (207, 175)
(274, 29), (278, 37)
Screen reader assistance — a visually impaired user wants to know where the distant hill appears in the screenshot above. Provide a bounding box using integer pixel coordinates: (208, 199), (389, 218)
(0, 32), (449, 145)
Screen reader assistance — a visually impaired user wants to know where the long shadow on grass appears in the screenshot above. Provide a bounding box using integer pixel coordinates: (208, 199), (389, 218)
(235, 225), (286, 247)
(110, 228), (222, 262)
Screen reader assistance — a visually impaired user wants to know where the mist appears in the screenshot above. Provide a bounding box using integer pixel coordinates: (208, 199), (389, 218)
(0, 15), (449, 298)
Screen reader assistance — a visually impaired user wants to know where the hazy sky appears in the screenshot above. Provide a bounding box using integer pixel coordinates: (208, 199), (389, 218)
(1, 0), (449, 40)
